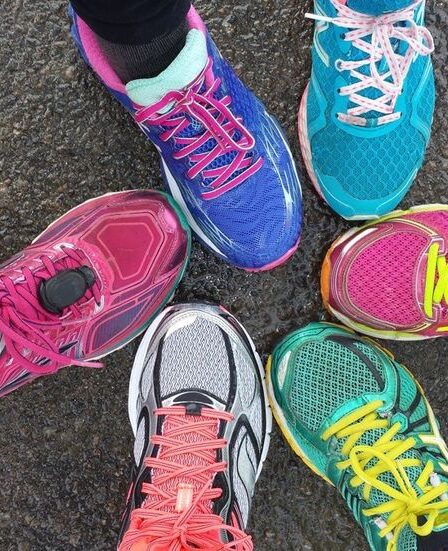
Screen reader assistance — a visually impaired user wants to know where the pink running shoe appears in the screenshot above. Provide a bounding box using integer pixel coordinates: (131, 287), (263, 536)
(321, 205), (448, 340)
(0, 191), (190, 397)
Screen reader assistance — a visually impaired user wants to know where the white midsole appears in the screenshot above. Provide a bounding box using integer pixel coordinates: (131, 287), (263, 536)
(161, 158), (225, 256)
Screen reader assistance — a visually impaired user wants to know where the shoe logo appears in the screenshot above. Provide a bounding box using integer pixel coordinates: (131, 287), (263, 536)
(313, 1), (330, 67)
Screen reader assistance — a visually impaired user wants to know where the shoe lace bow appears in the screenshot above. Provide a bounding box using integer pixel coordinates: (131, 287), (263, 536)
(323, 400), (448, 550)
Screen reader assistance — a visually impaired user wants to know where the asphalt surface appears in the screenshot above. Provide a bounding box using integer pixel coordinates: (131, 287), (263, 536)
(0, 0), (447, 549)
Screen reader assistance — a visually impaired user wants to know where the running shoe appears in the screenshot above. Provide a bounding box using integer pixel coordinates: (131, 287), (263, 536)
(69, 5), (302, 271)
(119, 303), (271, 550)
(299, 0), (435, 220)
(322, 205), (448, 340)
(268, 322), (448, 551)
(0, 191), (190, 397)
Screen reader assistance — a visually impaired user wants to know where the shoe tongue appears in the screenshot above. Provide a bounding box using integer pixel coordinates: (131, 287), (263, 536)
(126, 29), (208, 107)
(345, 0), (414, 15)
(146, 408), (217, 514)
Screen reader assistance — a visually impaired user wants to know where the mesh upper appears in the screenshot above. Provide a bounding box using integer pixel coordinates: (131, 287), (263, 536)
(134, 418), (147, 465)
(231, 428), (257, 526)
(159, 316), (230, 401)
(406, 211), (448, 239)
(346, 231), (428, 327)
(231, 340), (264, 454)
(311, 121), (426, 200)
(287, 339), (385, 432)
(283, 330), (448, 549)
(396, 364), (431, 433)
(416, 69), (436, 128)
(152, 34), (302, 267)
(397, 526), (418, 551)
(307, 0), (434, 203)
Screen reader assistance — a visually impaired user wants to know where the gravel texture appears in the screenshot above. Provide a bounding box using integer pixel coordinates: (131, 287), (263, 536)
(0, 0), (447, 549)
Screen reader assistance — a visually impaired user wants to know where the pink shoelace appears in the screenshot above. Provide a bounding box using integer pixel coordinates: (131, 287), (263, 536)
(134, 59), (263, 200)
(120, 406), (253, 551)
(307, 0), (434, 126)
(0, 246), (102, 375)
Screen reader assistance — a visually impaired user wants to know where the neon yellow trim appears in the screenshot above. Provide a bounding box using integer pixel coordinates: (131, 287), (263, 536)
(326, 304), (433, 342)
(323, 204), (448, 340)
(424, 243), (439, 317)
(423, 242), (448, 322)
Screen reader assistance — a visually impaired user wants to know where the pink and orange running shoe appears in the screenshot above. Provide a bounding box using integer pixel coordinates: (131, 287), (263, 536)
(322, 205), (448, 340)
(0, 190), (190, 397)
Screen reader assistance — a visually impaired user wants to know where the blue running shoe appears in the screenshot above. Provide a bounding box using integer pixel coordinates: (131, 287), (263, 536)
(298, 0), (435, 220)
(69, 5), (302, 271)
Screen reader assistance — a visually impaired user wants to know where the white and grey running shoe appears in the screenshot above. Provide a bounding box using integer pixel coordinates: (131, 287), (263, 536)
(118, 303), (271, 551)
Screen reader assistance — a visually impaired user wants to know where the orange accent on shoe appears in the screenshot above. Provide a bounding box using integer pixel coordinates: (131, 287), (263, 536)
(321, 249), (332, 309)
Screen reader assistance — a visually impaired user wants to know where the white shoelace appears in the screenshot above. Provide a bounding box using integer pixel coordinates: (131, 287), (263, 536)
(307, 0), (434, 126)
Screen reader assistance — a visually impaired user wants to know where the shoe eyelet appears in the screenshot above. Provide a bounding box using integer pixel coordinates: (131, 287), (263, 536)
(335, 59), (344, 72)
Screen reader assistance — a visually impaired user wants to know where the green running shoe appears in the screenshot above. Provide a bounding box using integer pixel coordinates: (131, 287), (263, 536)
(267, 322), (448, 551)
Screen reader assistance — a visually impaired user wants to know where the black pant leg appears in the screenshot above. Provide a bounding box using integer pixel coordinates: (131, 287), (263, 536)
(70, 0), (191, 44)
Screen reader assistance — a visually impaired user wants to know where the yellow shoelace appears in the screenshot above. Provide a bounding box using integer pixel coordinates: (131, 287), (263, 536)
(322, 400), (448, 550)
(424, 243), (448, 319)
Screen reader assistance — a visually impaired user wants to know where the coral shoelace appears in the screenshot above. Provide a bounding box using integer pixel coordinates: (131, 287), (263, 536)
(0, 246), (102, 374)
(134, 59), (263, 200)
(307, 0), (434, 126)
(120, 406), (253, 551)
(323, 400), (448, 550)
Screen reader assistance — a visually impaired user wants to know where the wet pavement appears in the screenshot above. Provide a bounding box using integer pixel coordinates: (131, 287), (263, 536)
(0, 0), (447, 549)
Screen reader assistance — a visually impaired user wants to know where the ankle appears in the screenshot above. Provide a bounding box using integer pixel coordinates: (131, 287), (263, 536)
(96, 19), (188, 83)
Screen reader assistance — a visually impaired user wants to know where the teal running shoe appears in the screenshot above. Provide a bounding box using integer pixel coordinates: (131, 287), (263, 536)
(268, 322), (448, 550)
(298, 0), (435, 220)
